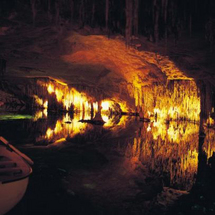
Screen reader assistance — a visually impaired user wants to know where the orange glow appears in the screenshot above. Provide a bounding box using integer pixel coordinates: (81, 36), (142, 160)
(62, 33), (197, 112)
(101, 101), (111, 111)
(203, 128), (215, 159)
(93, 102), (98, 113)
(37, 80), (95, 112)
(206, 115), (214, 126)
(43, 101), (48, 109)
(46, 128), (54, 139)
(55, 89), (63, 102)
(147, 124), (151, 132)
(152, 120), (199, 143)
(101, 113), (114, 127)
(101, 114), (109, 123)
(141, 81), (200, 122)
(33, 109), (48, 121)
(36, 79), (129, 123)
(125, 121), (199, 190)
(40, 113), (94, 143)
(34, 95), (48, 109)
(101, 99), (127, 114)
(47, 84), (54, 94)
(100, 99), (126, 127)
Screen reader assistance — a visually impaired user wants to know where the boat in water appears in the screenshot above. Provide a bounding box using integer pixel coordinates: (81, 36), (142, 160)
(0, 137), (33, 215)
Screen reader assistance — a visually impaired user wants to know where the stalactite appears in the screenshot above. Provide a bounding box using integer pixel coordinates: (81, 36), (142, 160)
(47, 0), (52, 23)
(30, 0), (37, 26)
(79, 0), (84, 27)
(141, 80), (200, 122)
(162, 0), (168, 46)
(105, 0), (109, 32)
(189, 14), (192, 37)
(125, 0), (133, 45)
(153, 0), (160, 44)
(70, 0), (74, 22)
(133, 0), (139, 36)
(91, 0), (95, 26)
(55, 0), (60, 26)
(197, 80), (215, 128)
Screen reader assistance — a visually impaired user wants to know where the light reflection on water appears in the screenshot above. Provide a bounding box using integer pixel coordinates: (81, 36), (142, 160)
(0, 111), (215, 191)
(124, 121), (199, 190)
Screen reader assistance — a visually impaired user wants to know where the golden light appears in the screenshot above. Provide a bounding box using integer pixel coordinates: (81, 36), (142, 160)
(47, 84), (54, 94)
(34, 95), (43, 106)
(140, 81), (201, 123)
(37, 79), (97, 113)
(33, 111), (43, 121)
(147, 124), (151, 132)
(206, 116), (214, 126)
(33, 109), (48, 121)
(46, 128), (54, 139)
(43, 100), (48, 109)
(93, 102), (98, 113)
(34, 95), (48, 109)
(38, 112), (95, 143)
(124, 120), (200, 190)
(101, 114), (108, 123)
(101, 101), (111, 111)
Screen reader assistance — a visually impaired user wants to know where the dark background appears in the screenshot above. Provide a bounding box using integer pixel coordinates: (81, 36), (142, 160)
(1, 0), (215, 43)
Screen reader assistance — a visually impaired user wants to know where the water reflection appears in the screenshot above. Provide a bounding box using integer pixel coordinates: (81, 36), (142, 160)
(204, 129), (215, 158)
(0, 110), (215, 191)
(125, 121), (199, 190)
(37, 113), (94, 143)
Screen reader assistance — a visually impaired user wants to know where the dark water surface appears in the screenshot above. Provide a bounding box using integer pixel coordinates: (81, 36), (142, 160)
(1, 110), (215, 215)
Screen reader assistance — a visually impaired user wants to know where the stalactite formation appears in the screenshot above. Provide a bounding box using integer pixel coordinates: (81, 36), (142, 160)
(140, 80), (200, 122)
(1, 0), (214, 46)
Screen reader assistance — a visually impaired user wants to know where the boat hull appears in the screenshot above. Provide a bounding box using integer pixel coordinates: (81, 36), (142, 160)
(0, 177), (29, 215)
(0, 136), (33, 215)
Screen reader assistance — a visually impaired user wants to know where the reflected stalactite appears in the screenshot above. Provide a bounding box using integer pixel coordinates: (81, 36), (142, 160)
(35, 113), (93, 143)
(196, 131), (207, 183)
(196, 80), (214, 183)
(3, 76), (215, 192)
(33, 109), (126, 143)
(203, 129), (215, 159)
(125, 121), (199, 190)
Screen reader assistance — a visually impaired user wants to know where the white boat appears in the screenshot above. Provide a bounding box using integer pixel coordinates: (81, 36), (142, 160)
(0, 137), (33, 215)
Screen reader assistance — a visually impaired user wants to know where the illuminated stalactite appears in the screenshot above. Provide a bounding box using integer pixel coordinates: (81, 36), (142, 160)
(33, 78), (127, 120)
(35, 79), (98, 113)
(32, 77), (202, 125)
(138, 80), (201, 122)
(197, 80), (215, 131)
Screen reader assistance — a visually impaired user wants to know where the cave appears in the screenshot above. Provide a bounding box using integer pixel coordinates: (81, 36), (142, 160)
(0, 1), (215, 215)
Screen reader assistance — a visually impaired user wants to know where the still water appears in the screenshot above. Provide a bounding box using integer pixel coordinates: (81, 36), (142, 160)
(1, 109), (214, 193)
